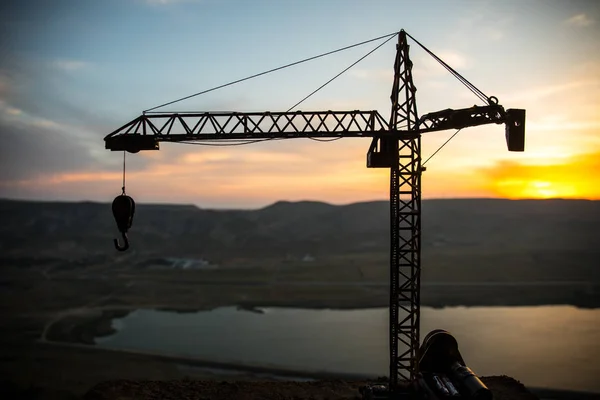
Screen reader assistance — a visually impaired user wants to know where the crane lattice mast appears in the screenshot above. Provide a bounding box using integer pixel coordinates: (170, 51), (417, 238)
(367, 30), (423, 385)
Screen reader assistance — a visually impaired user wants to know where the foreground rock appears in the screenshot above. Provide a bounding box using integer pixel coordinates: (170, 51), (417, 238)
(83, 377), (537, 400)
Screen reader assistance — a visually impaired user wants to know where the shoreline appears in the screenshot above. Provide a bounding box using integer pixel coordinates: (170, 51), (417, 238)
(44, 300), (600, 346)
(39, 340), (375, 381)
(34, 341), (600, 399)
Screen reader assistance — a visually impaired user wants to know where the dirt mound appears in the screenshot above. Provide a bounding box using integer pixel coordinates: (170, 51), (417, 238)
(0, 380), (79, 400)
(83, 377), (538, 400)
(84, 379), (361, 400)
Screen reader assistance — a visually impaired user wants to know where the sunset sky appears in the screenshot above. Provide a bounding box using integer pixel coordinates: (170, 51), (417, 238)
(0, 0), (598, 208)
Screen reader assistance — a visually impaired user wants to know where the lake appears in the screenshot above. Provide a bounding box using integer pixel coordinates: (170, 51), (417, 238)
(96, 306), (600, 393)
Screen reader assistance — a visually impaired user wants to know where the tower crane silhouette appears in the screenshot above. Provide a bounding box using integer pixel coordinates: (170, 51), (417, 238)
(104, 29), (525, 393)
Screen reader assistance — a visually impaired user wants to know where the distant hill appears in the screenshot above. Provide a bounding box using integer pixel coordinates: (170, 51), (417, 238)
(0, 198), (599, 281)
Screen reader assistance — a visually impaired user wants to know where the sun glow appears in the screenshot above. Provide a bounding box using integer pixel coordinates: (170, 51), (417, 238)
(495, 179), (577, 199)
(484, 152), (600, 199)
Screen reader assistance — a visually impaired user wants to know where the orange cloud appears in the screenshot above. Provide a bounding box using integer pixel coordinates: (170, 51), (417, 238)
(2, 172), (121, 187)
(129, 141), (391, 205)
(479, 152), (600, 199)
(4, 139), (599, 207)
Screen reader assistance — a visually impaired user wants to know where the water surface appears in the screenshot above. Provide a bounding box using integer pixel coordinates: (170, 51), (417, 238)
(96, 306), (600, 393)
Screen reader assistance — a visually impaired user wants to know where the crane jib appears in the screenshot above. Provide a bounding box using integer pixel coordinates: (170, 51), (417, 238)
(104, 105), (524, 154)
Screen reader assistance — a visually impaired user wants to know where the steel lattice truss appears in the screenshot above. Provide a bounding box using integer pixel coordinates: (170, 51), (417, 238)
(106, 110), (389, 142)
(387, 31), (421, 385)
(418, 104), (505, 132)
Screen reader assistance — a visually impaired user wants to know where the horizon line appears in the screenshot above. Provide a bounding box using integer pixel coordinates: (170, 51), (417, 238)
(0, 196), (597, 210)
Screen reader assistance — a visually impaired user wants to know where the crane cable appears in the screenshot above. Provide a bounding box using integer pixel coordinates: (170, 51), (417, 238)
(422, 128), (462, 167)
(176, 32), (396, 146)
(149, 30), (486, 158)
(177, 138), (283, 146)
(286, 33), (397, 113)
(287, 33), (397, 142)
(143, 31), (400, 113)
(404, 31), (492, 105)
(121, 151), (127, 195)
(402, 32), (496, 165)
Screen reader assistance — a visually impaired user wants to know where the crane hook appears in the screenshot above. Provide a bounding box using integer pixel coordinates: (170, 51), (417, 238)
(114, 232), (130, 252)
(112, 192), (136, 252)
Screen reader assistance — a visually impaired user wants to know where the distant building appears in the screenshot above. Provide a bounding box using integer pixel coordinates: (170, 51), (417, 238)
(165, 257), (218, 270)
(302, 254), (315, 262)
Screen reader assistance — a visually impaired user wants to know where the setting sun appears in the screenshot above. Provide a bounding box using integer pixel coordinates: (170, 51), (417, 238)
(484, 152), (600, 200)
(496, 179), (575, 199)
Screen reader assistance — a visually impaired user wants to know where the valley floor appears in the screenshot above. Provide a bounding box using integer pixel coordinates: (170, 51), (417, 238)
(1, 257), (598, 399)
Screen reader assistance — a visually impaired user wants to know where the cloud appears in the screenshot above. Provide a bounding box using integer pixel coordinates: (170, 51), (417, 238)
(501, 79), (600, 103)
(451, 7), (513, 42)
(485, 28), (504, 41)
(565, 13), (594, 27)
(0, 140), (387, 208)
(2, 171), (121, 187)
(413, 50), (470, 80)
(0, 74), (9, 97)
(527, 119), (600, 132)
(0, 88), (143, 189)
(349, 68), (391, 82)
(0, 117), (97, 184)
(52, 59), (89, 72)
(4, 106), (22, 116)
(0, 58), (116, 132)
(1, 96), (92, 144)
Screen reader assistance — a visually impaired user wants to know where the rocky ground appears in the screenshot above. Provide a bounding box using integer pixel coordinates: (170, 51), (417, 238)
(1, 376), (537, 400)
(0, 341), (544, 400)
